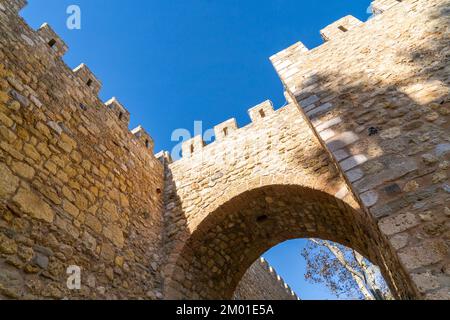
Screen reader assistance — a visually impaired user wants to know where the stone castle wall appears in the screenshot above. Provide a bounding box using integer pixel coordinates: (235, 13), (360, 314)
(0, 0), (449, 300)
(0, 0), (166, 299)
(233, 258), (299, 300)
(0, 0), (295, 300)
(161, 100), (413, 299)
(272, 0), (450, 299)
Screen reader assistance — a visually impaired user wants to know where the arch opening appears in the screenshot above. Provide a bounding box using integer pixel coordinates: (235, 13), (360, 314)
(165, 184), (417, 300)
(233, 238), (393, 300)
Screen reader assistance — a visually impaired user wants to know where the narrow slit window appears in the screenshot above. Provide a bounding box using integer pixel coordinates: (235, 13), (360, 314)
(259, 109), (266, 118)
(145, 139), (150, 149)
(118, 112), (123, 121)
(338, 26), (348, 32)
(190, 144), (194, 154)
(48, 39), (56, 48)
(223, 127), (228, 137)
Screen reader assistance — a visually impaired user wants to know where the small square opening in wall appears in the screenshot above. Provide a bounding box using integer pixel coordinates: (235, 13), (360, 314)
(256, 214), (269, 223)
(86, 79), (93, 87)
(259, 109), (266, 118)
(48, 39), (56, 48)
(338, 25), (348, 32)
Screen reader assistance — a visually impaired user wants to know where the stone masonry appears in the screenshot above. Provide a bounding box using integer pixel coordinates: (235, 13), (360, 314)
(0, 0), (295, 300)
(233, 258), (299, 300)
(271, 0), (450, 299)
(0, 0), (449, 300)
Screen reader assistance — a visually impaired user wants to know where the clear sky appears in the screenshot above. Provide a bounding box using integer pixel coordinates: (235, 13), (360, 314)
(21, 0), (372, 299)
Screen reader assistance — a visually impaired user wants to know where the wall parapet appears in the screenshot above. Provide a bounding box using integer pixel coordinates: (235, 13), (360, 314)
(0, 0), (166, 300)
(178, 99), (287, 159)
(37, 23), (68, 57)
(269, 0), (450, 299)
(1, 0), (27, 13)
(73, 63), (102, 95)
(271, 0), (404, 83)
(371, 0), (403, 15)
(1, 0), (157, 159)
(105, 97), (130, 128)
(258, 258), (300, 300)
(320, 15), (363, 42)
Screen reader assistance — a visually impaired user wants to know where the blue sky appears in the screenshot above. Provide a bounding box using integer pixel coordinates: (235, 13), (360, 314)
(21, 0), (372, 299)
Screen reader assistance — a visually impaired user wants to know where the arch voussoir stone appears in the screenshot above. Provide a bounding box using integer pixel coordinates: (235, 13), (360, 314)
(162, 103), (419, 300)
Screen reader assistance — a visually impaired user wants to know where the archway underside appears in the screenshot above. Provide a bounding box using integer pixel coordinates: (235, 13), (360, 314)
(166, 185), (419, 300)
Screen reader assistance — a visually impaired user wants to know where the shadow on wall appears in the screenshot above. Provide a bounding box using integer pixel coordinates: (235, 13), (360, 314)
(283, 0), (450, 299)
(161, 0), (450, 300)
(160, 120), (422, 301)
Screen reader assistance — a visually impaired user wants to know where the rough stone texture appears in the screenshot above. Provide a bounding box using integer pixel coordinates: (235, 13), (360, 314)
(233, 258), (299, 300)
(162, 101), (413, 300)
(1, 0), (449, 301)
(0, 0), (293, 301)
(273, 0), (450, 300)
(0, 0), (165, 300)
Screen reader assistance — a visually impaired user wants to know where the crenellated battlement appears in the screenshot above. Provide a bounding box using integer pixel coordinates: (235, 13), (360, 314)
(0, 0), (167, 301)
(131, 125), (155, 151)
(105, 97), (130, 128)
(371, 0), (403, 15)
(1, 0), (447, 301)
(0, 0), (27, 13)
(0, 0), (157, 155)
(178, 99), (289, 160)
(214, 118), (238, 142)
(320, 15), (363, 42)
(37, 23), (68, 58)
(258, 258), (300, 300)
(73, 63), (102, 95)
(271, 0), (404, 83)
(181, 135), (205, 158)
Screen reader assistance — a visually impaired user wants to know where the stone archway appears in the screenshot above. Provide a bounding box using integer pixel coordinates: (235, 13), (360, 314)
(165, 184), (418, 300)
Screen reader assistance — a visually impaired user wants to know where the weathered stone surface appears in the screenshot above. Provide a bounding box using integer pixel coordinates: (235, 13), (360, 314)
(0, 234), (18, 255)
(233, 258), (298, 300)
(85, 214), (102, 234)
(354, 156), (418, 193)
(32, 254), (49, 269)
(411, 273), (440, 293)
(380, 127), (401, 139)
(347, 168), (364, 183)
(378, 213), (420, 236)
(389, 233), (409, 250)
(0, 163), (19, 198)
(360, 190), (378, 207)
(340, 155), (368, 172)
(0, 0), (448, 301)
(272, 0), (450, 300)
(12, 188), (54, 223)
(435, 144), (450, 157)
(326, 132), (359, 152)
(399, 241), (447, 271)
(11, 161), (35, 179)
